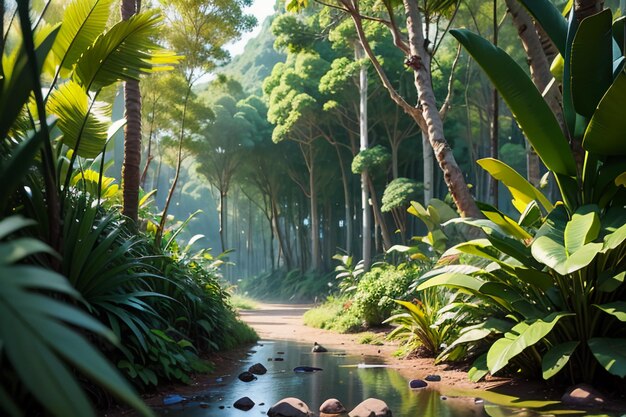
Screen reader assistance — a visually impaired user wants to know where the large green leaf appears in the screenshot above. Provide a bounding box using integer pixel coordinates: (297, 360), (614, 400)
(532, 236), (601, 275)
(477, 202), (532, 240)
(614, 17), (626, 52)
(487, 312), (572, 374)
(583, 72), (626, 155)
(74, 11), (179, 91)
(602, 222), (626, 252)
(451, 29), (576, 177)
(588, 338), (626, 377)
(563, 205), (600, 254)
(593, 302), (626, 321)
(468, 353), (489, 382)
(542, 341), (579, 379)
(47, 80), (111, 158)
(52, 0), (115, 75)
(517, 0), (568, 54)
(571, 9), (613, 118)
(477, 158), (553, 213)
(417, 272), (484, 292)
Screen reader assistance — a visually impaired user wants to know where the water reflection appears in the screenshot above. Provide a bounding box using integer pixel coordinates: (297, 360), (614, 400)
(155, 340), (485, 416)
(152, 340), (623, 416)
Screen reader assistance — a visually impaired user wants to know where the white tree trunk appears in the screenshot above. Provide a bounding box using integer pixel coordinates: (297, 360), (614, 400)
(357, 43), (372, 270)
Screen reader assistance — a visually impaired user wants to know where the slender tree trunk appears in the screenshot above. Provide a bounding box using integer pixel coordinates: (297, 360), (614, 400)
(489, 0), (499, 207)
(121, 0), (141, 223)
(309, 146), (321, 271)
(422, 131), (433, 204)
(366, 175), (392, 250)
(155, 84), (191, 247)
(356, 42), (372, 270)
(506, 0), (559, 186)
(219, 190), (228, 252)
(272, 195), (292, 270)
(402, 0), (481, 218)
(334, 145), (352, 254)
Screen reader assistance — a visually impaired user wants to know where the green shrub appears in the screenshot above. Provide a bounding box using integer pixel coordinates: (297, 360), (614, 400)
(351, 265), (417, 326)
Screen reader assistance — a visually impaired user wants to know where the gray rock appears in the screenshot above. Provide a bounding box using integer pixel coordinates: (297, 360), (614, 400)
(409, 379), (427, 389)
(268, 397), (313, 417)
(249, 363), (267, 375)
(312, 342), (328, 353)
(348, 398), (392, 417)
(238, 371), (256, 382)
(234, 397), (255, 411)
(319, 398), (347, 414)
(561, 384), (606, 406)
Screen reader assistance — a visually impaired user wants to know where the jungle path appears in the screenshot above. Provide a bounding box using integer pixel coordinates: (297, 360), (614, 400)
(237, 303), (521, 395)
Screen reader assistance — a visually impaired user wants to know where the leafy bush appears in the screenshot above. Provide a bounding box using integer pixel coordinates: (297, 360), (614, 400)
(351, 265), (419, 326)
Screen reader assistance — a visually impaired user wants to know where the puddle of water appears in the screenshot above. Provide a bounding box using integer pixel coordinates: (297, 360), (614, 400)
(150, 340), (624, 417)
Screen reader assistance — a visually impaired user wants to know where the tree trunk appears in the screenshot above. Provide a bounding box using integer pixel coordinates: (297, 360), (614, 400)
(357, 42), (372, 269)
(219, 191), (228, 252)
(489, 0), (499, 207)
(334, 145), (352, 255)
(402, 0), (481, 218)
(309, 146), (321, 271)
(121, 0), (141, 223)
(366, 175), (392, 250)
(155, 84), (191, 247)
(422, 131), (433, 204)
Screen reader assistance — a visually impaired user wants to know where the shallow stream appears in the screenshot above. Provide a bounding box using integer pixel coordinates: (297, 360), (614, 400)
(150, 339), (622, 417)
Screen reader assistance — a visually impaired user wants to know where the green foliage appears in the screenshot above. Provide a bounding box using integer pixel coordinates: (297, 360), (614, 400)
(381, 178), (423, 212)
(385, 289), (467, 358)
(358, 332), (385, 345)
(351, 265), (419, 326)
(351, 145), (391, 174)
(0, 217), (154, 417)
(332, 253), (365, 294)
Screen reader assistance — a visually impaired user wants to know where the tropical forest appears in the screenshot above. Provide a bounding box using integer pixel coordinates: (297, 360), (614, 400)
(1, 0), (626, 416)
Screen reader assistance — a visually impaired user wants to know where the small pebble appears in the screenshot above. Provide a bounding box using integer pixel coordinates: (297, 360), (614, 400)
(274, 357), (284, 361)
(219, 406), (225, 409)
(440, 396), (448, 401)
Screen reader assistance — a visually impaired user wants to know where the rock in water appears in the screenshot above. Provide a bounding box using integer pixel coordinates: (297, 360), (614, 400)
(561, 384), (606, 406)
(312, 342), (328, 353)
(238, 371), (256, 382)
(348, 398), (391, 417)
(293, 366), (323, 373)
(234, 397), (255, 411)
(320, 398), (347, 415)
(249, 363), (267, 375)
(268, 397), (313, 417)
(409, 379), (427, 389)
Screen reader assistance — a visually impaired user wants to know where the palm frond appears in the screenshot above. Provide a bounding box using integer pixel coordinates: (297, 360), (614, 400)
(52, 0), (115, 76)
(74, 11), (181, 92)
(47, 80), (111, 158)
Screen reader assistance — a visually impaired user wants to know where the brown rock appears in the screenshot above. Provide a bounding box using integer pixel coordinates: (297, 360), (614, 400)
(267, 397), (313, 417)
(561, 384), (605, 406)
(348, 398), (392, 417)
(320, 398), (347, 415)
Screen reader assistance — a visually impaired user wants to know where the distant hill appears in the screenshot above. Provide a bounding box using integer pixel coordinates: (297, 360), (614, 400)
(217, 16), (286, 95)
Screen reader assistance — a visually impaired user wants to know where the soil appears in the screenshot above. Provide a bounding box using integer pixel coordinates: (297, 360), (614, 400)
(103, 303), (626, 416)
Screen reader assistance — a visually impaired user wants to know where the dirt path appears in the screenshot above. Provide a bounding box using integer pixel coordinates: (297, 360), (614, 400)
(238, 303), (517, 394)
